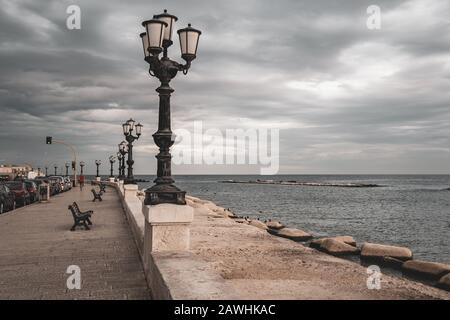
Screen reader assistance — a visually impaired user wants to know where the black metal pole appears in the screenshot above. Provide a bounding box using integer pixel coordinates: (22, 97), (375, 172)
(54, 166), (57, 176)
(110, 161), (114, 178)
(80, 165), (84, 176)
(122, 156), (126, 178)
(119, 154), (124, 179)
(125, 139), (135, 184)
(144, 70), (186, 205)
(65, 165), (69, 176)
(119, 157), (123, 178)
(96, 164), (100, 178)
(45, 167), (48, 177)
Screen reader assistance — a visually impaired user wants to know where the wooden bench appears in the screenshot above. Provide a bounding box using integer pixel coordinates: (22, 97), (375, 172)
(68, 203), (93, 231)
(91, 189), (103, 202)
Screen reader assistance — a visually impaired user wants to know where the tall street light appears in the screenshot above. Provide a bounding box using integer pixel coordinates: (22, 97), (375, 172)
(122, 119), (142, 184)
(45, 166), (48, 177)
(65, 162), (70, 177)
(118, 141), (128, 180)
(95, 160), (101, 179)
(80, 161), (85, 176)
(139, 9), (201, 205)
(116, 152), (123, 178)
(109, 155), (116, 179)
(54, 165), (58, 176)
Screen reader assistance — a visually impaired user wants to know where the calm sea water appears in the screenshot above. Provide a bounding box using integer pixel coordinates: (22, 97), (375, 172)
(134, 175), (450, 264)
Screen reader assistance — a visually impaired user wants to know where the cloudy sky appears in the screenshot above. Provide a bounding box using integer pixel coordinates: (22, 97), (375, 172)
(1, 0), (449, 175)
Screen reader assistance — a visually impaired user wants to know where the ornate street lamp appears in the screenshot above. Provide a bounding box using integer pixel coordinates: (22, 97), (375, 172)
(140, 9), (201, 205)
(116, 152), (123, 177)
(80, 161), (85, 176)
(54, 165), (58, 176)
(118, 140), (128, 180)
(65, 162), (70, 177)
(95, 160), (101, 178)
(122, 119), (142, 184)
(109, 155), (116, 178)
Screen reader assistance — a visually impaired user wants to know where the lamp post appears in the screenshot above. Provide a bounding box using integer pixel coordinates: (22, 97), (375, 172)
(95, 160), (101, 180)
(54, 165), (58, 176)
(118, 141), (128, 180)
(139, 9), (201, 205)
(65, 162), (70, 177)
(45, 167), (48, 177)
(116, 152), (123, 178)
(80, 161), (85, 176)
(109, 156), (116, 179)
(122, 119), (142, 184)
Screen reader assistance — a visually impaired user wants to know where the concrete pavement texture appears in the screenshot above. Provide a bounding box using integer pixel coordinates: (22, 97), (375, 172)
(0, 186), (150, 299)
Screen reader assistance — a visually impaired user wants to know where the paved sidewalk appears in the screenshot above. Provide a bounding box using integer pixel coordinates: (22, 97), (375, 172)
(0, 185), (150, 299)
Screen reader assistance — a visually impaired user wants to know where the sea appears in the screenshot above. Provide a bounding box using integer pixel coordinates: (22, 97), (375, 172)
(132, 174), (450, 264)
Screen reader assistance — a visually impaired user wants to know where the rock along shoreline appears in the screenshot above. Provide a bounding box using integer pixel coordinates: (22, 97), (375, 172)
(185, 195), (450, 299)
(219, 179), (381, 187)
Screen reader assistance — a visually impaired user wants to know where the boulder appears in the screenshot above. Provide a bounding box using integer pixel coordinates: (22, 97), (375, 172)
(319, 238), (360, 256)
(269, 228), (312, 241)
(381, 256), (404, 269)
(402, 260), (450, 280)
(249, 219), (268, 230)
(225, 209), (237, 218)
(310, 236), (357, 249)
(265, 220), (284, 230)
(361, 243), (413, 261)
(437, 273), (450, 291)
(212, 207), (234, 218)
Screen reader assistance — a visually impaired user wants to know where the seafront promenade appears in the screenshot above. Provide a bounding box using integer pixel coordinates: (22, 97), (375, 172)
(0, 182), (449, 300)
(0, 185), (149, 299)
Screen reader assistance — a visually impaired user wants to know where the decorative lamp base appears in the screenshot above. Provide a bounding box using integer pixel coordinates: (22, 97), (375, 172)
(144, 184), (186, 205)
(124, 178), (136, 185)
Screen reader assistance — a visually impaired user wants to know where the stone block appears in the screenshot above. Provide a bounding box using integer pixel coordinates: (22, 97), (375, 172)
(361, 243), (413, 261)
(402, 260), (450, 280)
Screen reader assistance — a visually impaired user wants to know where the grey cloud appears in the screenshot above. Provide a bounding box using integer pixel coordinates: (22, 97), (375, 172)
(0, 0), (449, 174)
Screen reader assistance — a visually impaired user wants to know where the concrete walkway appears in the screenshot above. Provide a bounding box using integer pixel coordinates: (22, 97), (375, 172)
(0, 185), (150, 299)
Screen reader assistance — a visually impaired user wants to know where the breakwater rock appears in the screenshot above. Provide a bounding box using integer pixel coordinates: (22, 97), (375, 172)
(361, 243), (413, 262)
(319, 238), (360, 256)
(219, 180), (381, 188)
(402, 260), (450, 280)
(268, 228), (313, 241)
(310, 236), (357, 249)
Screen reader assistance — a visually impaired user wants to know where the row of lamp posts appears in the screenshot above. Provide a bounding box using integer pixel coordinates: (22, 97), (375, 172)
(41, 162), (84, 177)
(92, 118), (141, 184)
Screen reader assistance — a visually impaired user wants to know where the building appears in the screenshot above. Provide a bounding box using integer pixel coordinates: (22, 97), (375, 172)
(0, 164), (33, 180)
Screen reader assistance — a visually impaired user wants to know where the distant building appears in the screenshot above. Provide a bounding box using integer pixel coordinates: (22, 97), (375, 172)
(0, 164), (33, 180)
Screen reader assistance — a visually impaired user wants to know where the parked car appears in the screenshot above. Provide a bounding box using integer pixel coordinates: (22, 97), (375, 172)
(48, 178), (61, 195)
(24, 180), (38, 203)
(3, 181), (30, 207)
(0, 184), (16, 213)
(34, 177), (57, 196)
(63, 177), (72, 191)
(49, 176), (66, 192)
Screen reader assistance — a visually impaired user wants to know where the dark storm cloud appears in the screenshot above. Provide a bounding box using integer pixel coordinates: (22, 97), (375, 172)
(0, 0), (449, 173)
